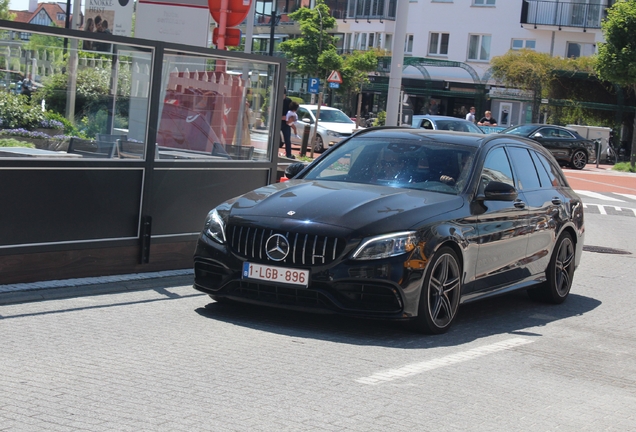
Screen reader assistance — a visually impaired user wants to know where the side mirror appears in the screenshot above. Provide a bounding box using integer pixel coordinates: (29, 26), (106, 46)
(532, 132), (543, 139)
(483, 181), (518, 201)
(284, 162), (308, 179)
(302, 118), (312, 124)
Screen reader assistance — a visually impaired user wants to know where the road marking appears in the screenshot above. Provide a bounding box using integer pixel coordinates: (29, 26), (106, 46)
(583, 203), (607, 215)
(575, 190), (625, 202)
(615, 193), (636, 201)
(355, 337), (533, 385)
(583, 203), (636, 216)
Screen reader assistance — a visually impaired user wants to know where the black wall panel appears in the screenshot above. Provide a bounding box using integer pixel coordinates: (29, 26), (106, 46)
(0, 168), (143, 247)
(150, 168), (270, 236)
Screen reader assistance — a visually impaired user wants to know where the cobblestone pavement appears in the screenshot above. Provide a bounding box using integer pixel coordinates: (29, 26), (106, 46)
(1, 209), (635, 431)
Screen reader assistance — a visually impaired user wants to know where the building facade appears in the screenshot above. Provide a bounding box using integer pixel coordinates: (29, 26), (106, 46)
(249, 0), (615, 124)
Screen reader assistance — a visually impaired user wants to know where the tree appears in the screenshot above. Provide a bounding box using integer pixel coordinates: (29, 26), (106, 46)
(278, 0), (341, 80)
(490, 50), (597, 124)
(490, 50), (558, 123)
(0, 0), (15, 21)
(595, 0), (636, 167)
(339, 49), (379, 119)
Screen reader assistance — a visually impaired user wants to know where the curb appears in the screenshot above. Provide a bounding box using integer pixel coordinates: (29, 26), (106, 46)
(0, 270), (195, 306)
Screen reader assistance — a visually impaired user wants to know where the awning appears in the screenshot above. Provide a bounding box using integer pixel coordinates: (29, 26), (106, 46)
(251, 34), (289, 39)
(403, 65), (479, 85)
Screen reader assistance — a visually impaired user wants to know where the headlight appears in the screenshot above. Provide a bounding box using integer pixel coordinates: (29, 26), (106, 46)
(352, 231), (417, 260)
(327, 130), (342, 137)
(203, 209), (226, 244)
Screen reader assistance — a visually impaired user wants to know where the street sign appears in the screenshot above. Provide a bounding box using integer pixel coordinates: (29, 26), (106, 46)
(213, 28), (241, 46)
(327, 70), (343, 84)
(308, 77), (320, 94)
(328, 82), (340, 88)
(208, 0), (252, 27)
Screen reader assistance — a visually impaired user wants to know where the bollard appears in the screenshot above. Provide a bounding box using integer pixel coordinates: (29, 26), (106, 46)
(300, 125), (310, 157)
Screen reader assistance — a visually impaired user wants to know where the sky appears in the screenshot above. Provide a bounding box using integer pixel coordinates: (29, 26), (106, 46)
(10, 0), (35, 12)
(9, 0), (83, 12)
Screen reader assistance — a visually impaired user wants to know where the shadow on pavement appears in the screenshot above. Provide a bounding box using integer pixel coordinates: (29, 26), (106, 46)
(194, 290), (601, 348)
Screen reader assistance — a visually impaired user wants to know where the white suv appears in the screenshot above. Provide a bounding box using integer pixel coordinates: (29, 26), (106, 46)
(291, 105), (364, 152)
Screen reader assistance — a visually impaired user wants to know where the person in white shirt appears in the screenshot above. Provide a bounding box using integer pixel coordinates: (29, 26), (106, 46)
(465, 106), (476, 124)
(286, 101), (300, 138)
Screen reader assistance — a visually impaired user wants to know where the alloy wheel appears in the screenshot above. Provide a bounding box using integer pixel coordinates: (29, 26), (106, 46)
(427, 252), (461, 329)
(553, 236), (575, 297)
(572, 150), (587, 170)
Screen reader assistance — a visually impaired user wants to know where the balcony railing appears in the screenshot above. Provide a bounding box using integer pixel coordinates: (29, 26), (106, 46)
(521, 0), (604, 30)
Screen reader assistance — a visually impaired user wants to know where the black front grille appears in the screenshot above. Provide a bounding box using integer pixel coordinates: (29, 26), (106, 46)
(228, 225), (345, 266)
(225, 280), (334, 310)
(223, 280), (403, 314)
(194, 260), (229, 291)
(333, 282), (403, 313)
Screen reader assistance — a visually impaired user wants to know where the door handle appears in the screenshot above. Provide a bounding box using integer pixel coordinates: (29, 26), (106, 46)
(552, 198), (562, 205)
(513, 200), (526, 209)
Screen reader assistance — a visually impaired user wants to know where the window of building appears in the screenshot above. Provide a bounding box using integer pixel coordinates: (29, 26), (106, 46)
(566, 42), (595, 58)
(511, 39), (536, 50)
(57, 13), (66, 21)
(361, 33), (367, 50)
(473, 0), (495, 5)
(368, 33), (375, 49)
(468, 34), (491, 61)
(405, 34), (414, 54)
(429, 32), (449, 56)
(384, 33), (393, 51)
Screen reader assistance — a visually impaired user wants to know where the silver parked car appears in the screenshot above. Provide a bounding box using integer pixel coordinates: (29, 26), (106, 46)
(291, 105), (364, 152)
(412, 115), (485, 134)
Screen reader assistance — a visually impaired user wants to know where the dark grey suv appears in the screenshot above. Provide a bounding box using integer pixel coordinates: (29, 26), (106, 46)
(501, 124), (597, 170)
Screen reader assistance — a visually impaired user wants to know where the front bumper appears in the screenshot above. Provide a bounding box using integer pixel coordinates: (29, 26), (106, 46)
(193, 235), (424, 319)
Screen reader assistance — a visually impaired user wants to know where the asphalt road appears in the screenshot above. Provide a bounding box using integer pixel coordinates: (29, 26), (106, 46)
(1, 167), (635, 431)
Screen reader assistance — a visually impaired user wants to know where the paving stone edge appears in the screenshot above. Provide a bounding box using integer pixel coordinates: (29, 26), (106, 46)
(0, 270), (196, 306)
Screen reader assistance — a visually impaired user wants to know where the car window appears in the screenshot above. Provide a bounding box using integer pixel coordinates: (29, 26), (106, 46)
(556, 128), (575, 138)
(479, 147), (514, 194)
(435, 120), (482, 134)
(501, 124), (537, 136)
(312, 109), (352, 123)
(507, 146), (541, 190)
(303, 136), (476, 194)
(534, 151), (567, 187)
(538, 127), (560, 138)
(421, 120), (433, 130)
(297, 108), (312, 122)
(529, 150), (553, 188)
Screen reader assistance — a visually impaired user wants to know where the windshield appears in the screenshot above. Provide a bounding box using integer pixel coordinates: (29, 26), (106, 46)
(501, 124), (537, 136)
(303, 136), (476, 195)
(311, 109), (354, 124)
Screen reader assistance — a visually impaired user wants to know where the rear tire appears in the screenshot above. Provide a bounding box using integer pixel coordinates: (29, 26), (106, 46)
(571, 150), (587, 170)
(527, 232), (575, 304)
(412, 246), (461, 334)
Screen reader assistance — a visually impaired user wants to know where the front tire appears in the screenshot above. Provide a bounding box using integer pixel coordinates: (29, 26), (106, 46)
(313, 135), (325, 153)
(412, 246), (462, 334)
(527, 232), (575, 304)
(571, 150), (587, 170)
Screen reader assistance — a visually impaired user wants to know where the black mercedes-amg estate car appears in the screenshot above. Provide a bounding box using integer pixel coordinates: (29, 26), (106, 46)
(194, 128), (584, 333)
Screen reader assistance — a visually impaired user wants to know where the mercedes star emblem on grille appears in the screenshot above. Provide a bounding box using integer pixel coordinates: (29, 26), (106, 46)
(265, 234), (290, 261)
(287, 211), (296, 215)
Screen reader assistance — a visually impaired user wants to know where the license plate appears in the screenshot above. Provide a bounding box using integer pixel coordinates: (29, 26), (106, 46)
(242, 262), (309, 287)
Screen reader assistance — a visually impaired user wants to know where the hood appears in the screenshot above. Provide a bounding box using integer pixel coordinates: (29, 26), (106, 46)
(225, 180), (464, 236)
